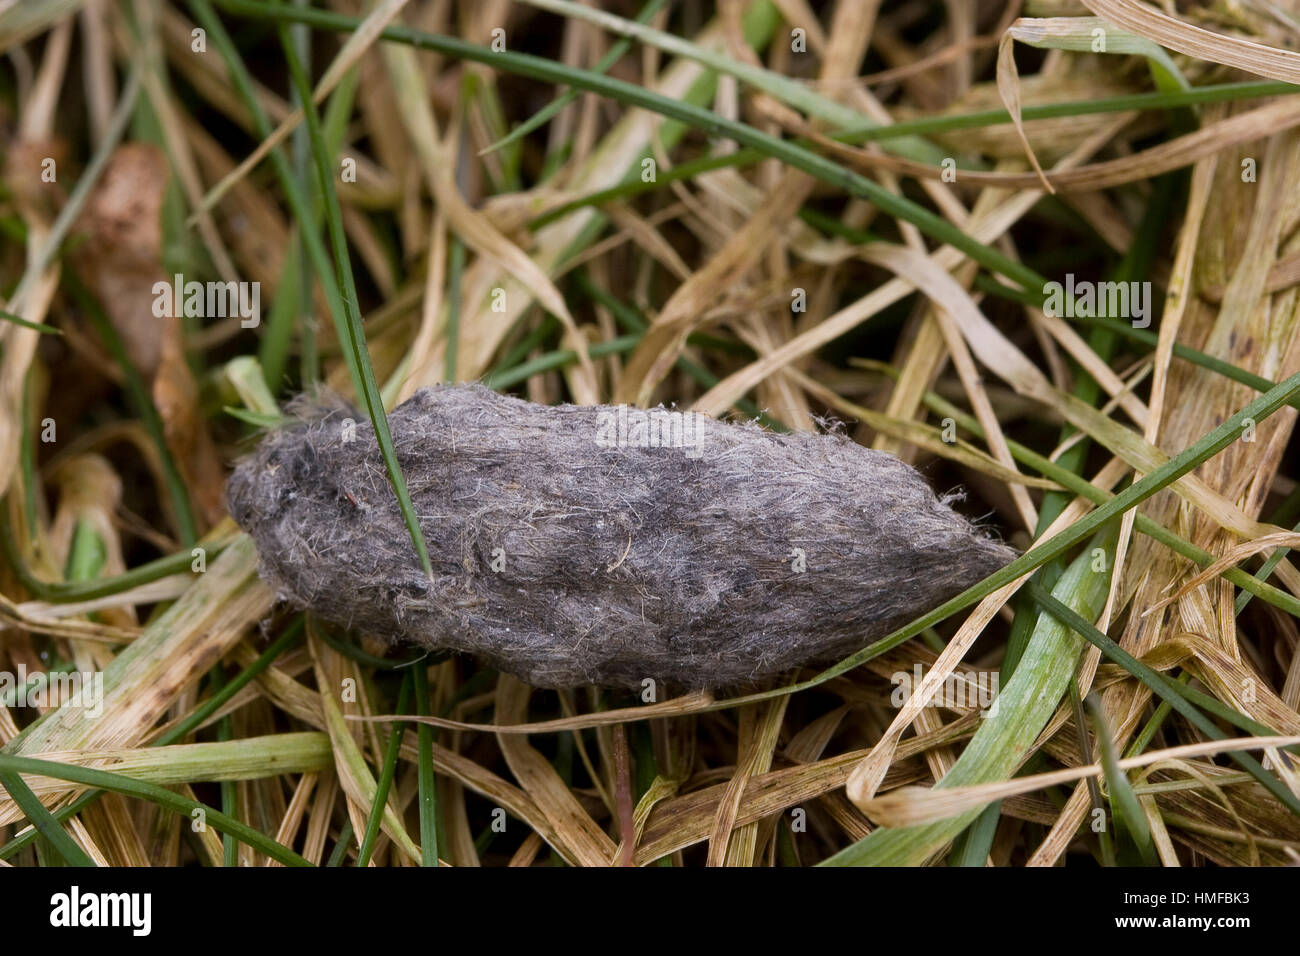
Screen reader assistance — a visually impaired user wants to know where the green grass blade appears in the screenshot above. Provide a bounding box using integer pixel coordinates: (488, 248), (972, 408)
(444, 237), (464, 382)
(948, 801), (1001, 867)
(0, 770), (96, 866)
(911, 387), (1300, 620)
(516, 0), (943, 161)
(822, 530), (1116, 866)
(0, 309), (61, 334)
(412, 662), (440, 867)
(277, 21), (434, 579)
(214, 0), (1044, 293)
(1028, 584), (1300, 818)
(0, 753), (313, 866)
(1086, 696), (1158, 866)
(0, 620), (302, 862)
(357, 676), (411, 866)
(772, 368), (1300, 701)
(482, 0), (670, 156)
(67, 273), (199, 547)
(0, 510), (232, 603)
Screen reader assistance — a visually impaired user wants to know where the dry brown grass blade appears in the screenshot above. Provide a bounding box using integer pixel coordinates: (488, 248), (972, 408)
(11, 0), (1300, 872)
(0, 733), (331, 804)
(996, 19), (1055, 191)
(860, 735), (1300, 829)
(1144, 532), (1300, 615)
(0, 593), (140, 644)
(402, 13), (743, 394)
(846, 452), (1137, 812)
(815, 96), (1300, 193)
(613, 169), (816, 406)
(707, 695), (788, 866)
(0, 236), (57, 504)
(125, 0), (238, 284)
(394, 727), (558, 858)
(1081, 0), (1300, 84)
(845, 579), (1022, 806)
(0, 0), (86, 53)
(494, 676), (617, 866)
(635, 713), (981, 864)
(689, 117), (1126, 418)
(1, 534), (271, 823)
(852, 238), (1300, 562)
(1143, 634), (1300, 766)
(1202, 252), (1300, 304)
(192, 0), (413, 220)
(616, 772), (682, 863)
(791, 370), (1060, 488)
(856, 242), (1040, 530)
(870, 171), (1021, 462)
(1023, 111), (1300, 867)
(356, 689), (715, 734)
(1140, 760), (1262, 866)
(380, 40), (598, 399)
(305, 624), (421, 864)
(265, 770), (320, 867)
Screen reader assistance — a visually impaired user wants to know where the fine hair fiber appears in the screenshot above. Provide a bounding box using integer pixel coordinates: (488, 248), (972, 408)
(226, 384), (1015, 690)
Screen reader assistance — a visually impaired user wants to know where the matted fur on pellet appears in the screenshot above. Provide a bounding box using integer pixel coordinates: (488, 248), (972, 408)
(226, 385), (1014, 689)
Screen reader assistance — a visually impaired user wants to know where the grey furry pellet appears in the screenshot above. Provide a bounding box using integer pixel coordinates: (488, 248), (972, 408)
(226, 385), (1014, 690)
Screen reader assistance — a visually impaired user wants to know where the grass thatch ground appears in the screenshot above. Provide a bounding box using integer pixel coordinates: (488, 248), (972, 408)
(3, 0), (1300, 867)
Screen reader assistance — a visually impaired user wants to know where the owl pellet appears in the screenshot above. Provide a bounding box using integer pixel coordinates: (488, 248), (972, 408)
(226, 385), (1014, 690)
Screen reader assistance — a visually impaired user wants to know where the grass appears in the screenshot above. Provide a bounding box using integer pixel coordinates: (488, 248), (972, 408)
(2, 0), (1300, 867)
